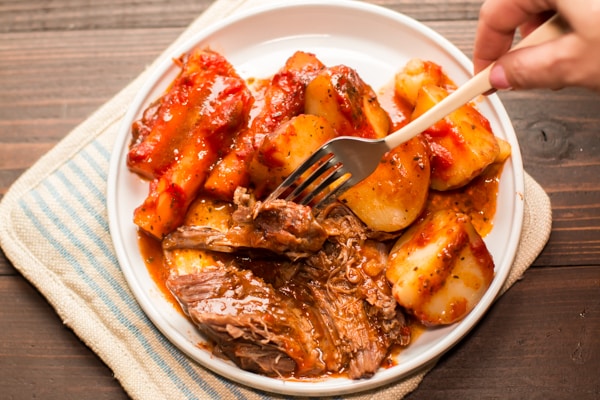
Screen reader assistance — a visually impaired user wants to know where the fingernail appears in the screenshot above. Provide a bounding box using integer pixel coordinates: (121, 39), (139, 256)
(490, 64), (512, 91)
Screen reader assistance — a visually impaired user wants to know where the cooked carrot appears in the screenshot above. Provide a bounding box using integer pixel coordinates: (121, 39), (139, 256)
(127, 48), (250, 180)
(131, 48), (253, 239)
(203, 51), (325, 201)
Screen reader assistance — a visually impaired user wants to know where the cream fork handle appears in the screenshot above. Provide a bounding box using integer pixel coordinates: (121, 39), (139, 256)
(384, 14), (570, 149)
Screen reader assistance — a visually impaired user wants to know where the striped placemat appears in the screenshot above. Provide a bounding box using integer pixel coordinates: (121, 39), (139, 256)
(0, 0), (552, 398)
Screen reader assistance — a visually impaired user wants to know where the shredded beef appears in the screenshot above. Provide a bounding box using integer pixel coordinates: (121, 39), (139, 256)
(163, 188), (327, 259)
(165, 190), (410, 379)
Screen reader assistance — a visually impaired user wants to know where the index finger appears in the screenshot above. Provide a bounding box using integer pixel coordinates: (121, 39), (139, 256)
(473, 0), (559, 72)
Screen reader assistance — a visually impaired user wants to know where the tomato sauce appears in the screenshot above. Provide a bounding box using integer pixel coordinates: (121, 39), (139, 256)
(137, 231), (183, 314)
(138, 161), (502, 323)
(135, 59), (506, 376)
(377, 81), (412, 131)
(426, 162), (503, 237)
(377, 80), (502, 237)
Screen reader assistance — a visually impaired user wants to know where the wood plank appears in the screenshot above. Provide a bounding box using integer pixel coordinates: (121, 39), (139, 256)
(0, 143), (55, 169)
(0, 28), (182, 206)
(1, 266), (597, 399)
(2, 26), (600, 269)
(406, 265), (600, 399)
(498, 89), (600, 267)
(0, 0), (599, 398)
(0, 0), (206, 32)
(0, 0), (484, 34)
(0, 276), (129, 399)
(0, 29), (184, 144)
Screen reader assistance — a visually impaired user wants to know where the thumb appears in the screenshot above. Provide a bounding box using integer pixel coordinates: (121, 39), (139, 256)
(490, 35), (579, 91)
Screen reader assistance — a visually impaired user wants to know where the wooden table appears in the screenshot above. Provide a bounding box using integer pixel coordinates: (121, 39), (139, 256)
(1, 1), (598, 398)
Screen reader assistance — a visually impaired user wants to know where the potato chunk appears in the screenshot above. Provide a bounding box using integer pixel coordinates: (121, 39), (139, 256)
(394, 58), (454, 107)
(166, 196), (234, 276)
(412, 84), (500, 190)
(386, 210), (494, 325)
(305, 65), (390, 139)
(249, 114), (337, 197)
(339, 136), (430, 232)
(494, 137), (512, 163)
(203, 51), (325, 201)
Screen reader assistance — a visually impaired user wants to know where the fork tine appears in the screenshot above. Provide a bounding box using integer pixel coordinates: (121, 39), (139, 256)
(266, 147), (332, 202)
(295, 162), (349, 205)
(312, 176), (354, 210)
(285, 154), (338, 203)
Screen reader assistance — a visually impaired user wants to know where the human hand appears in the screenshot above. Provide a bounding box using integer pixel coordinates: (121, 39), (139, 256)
(473, 0), (600, 92)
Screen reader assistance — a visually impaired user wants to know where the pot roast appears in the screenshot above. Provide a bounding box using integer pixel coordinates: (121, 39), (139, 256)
(164, 188), (411, 379)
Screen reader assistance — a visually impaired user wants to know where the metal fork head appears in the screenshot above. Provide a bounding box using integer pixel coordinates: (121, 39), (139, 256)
(266, 145), (354, 209)
(265, 136), (387, 209)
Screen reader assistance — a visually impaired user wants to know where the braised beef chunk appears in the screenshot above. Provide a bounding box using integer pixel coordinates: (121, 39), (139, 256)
(167, 264), (329, 377)
(162, 188), (327, 259)
(165, 196), (411, 379)
(303, 204), (410, 378)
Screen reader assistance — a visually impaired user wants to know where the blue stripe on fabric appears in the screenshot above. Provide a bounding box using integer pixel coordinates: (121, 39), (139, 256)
(20, 195), (206, 400)
(56, 169), (107, 231)
(80, 146), (109, 182)
(23, 138), (272, 399)
(91, 139), (112, 163)
(65, 161), (105, 205)
(82, 139), (259, 399)
(59, 152), (255, 399)
(89, 139), (275, 400)
(44, 171), (250, 398)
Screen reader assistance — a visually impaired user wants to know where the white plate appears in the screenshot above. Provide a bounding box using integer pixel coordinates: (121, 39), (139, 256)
(107, 0), (524, 396)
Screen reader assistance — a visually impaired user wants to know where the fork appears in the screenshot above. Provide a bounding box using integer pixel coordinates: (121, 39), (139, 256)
(267, 14), (568, 208)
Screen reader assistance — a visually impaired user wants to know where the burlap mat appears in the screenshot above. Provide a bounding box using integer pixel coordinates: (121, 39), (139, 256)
(0, 0), (552, 398)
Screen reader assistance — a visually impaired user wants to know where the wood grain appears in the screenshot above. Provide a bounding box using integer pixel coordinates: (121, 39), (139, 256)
(1, 0), (599, 398)
(406, 266), (600, 399)
(0, 277), (129, 399)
